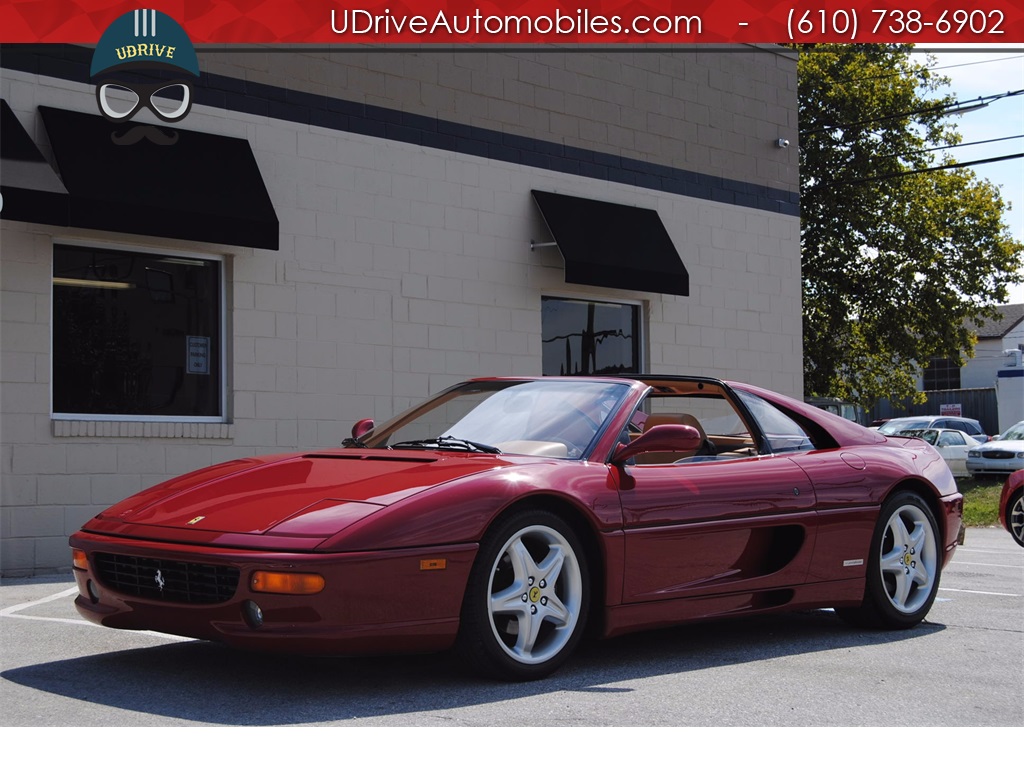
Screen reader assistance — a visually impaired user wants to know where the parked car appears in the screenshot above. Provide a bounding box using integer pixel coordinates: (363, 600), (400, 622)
(999, 470), (1024, 548)
(967, 421), (1024, 478)
(878, 415), (988, 441)
(895, 428), (982, 477)
(69, 376), (964, 680)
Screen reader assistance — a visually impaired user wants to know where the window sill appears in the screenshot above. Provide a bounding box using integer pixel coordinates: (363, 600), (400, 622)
(52, 420), (234, 439)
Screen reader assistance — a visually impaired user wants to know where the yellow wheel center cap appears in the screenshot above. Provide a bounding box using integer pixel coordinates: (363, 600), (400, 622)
(529, 586), (542, 602)
(904, 553), (912, 566)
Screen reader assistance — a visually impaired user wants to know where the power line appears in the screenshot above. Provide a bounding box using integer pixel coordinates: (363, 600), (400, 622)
(928, 54), (1024, 73)
(800, 89), (1024, 138)
(833, 54), (1024, 85)
(881, 134), (1024, 160)
(827, 152), (1024, 187)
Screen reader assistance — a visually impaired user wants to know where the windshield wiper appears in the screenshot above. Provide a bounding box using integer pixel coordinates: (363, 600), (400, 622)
(389, 436), (502, 454)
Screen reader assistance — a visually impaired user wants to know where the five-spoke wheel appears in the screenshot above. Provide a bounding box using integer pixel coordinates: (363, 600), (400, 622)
(877, 498), (939, 616)
(457, 511), (589, 680)
(837, 491), (941, 629)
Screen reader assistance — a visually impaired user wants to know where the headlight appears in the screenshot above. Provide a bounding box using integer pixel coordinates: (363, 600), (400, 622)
(1016, 452), (1024, 459)
(968, 450), (980, 457)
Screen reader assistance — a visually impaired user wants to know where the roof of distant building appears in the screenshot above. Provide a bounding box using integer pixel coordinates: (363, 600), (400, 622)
(967, 304), (1024, 339)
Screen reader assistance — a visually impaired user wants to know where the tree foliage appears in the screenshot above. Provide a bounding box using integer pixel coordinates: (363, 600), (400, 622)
(797, 44), (1023, 407)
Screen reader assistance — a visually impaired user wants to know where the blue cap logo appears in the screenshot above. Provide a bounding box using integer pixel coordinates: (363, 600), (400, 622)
(90, 10), (199, 128)
(91, 9), (199, 79)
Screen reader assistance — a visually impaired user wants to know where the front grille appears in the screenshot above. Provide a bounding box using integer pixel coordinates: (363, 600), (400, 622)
(93, 552), (239, 604)
(982, 450), (1016, 460)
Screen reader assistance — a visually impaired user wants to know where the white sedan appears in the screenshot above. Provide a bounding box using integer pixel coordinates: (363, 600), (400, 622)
(897, 428), (982, 477)
(967, 421), (1024, 478)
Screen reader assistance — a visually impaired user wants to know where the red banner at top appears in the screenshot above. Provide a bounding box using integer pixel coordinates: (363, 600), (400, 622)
(1, 0), (1022, 43)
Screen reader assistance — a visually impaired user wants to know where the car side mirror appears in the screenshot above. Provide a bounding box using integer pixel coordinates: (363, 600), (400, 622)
(611, 424), (702, 465)
(351, 418), (374, 441)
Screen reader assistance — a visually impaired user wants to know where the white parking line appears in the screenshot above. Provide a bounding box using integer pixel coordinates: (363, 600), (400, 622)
(0, 586), (78, 617)
(939, 587), (1021, 597)
(1, 586), (181, 639)
(947, 561), (1023, 569)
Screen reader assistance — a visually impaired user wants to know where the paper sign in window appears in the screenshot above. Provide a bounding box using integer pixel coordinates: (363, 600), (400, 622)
(187, 336), (210, 375)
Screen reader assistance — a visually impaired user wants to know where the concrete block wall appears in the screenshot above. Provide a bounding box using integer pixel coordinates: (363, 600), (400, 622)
(1, 45), (800, 575)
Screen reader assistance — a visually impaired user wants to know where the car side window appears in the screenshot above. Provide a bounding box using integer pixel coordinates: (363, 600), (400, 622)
(734, 390), (817, 454)
(945, 418), (979, 435)
(629, 391), (757, 464)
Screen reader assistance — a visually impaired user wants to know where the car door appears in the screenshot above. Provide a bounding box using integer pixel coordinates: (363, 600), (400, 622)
(616, 390), (818, 604)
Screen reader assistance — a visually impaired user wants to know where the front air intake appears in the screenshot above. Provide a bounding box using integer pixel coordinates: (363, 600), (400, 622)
(94, 552), (239, 604)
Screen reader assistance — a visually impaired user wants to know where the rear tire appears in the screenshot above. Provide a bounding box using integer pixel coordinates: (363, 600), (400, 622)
(456, 510), (589, 681)
(1007, 490), (1024, 548)
(837, 491), (941, 629)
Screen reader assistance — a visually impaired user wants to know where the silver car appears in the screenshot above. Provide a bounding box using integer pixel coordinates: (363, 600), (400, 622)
(967, 421), (1024, 478)
(878, 415), (988, 441)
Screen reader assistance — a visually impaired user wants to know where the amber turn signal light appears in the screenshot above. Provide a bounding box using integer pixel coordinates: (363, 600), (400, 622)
(250, 571), (325, 595)
(72, 549), (88, 570)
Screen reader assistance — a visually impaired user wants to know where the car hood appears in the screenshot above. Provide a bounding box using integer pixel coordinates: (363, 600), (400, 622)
(88, 450), (508, 539)
(974, 440), (1024, 452)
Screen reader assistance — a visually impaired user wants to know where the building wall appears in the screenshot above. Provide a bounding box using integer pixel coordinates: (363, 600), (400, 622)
(962, 327), (1024, 390)
(1, 46), (801, 575)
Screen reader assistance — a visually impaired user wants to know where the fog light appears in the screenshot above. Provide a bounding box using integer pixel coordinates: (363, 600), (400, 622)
(87, 579), (101, 603)
(242, 600), (264, 629)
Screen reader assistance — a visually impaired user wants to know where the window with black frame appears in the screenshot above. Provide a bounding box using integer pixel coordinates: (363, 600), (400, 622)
(923, 357), (961, 391)
(541, 297), (639, 376)
(52, 244), (222, 419)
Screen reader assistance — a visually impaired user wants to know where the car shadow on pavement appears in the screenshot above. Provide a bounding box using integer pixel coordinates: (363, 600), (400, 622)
(2, 609), (945, 725)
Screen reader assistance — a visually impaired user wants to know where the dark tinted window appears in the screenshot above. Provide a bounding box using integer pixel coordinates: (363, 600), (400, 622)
(542, 297), (639, 375)
(923, 357), (961, 390)
(53, 244), (222, 418)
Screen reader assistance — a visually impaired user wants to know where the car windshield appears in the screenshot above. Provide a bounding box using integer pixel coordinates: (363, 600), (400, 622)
(879, 419), (931, 435)
(997, 423), (1024, 441)
(359, 379), (632, 459)
(898, 428), (939, 445)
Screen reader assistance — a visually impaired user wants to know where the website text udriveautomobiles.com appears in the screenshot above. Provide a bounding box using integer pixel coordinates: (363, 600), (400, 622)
(329, 7), (704, 37)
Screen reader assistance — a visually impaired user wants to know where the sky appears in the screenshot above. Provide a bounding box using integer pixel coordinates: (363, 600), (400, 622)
(912, 45), (1024, 304)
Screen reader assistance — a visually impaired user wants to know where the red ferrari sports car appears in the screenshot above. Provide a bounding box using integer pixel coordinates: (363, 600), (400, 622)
(999, 470), (1024, 548)
(70, 376), (964, 680)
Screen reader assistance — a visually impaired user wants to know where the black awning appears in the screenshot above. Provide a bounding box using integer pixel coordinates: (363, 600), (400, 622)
(531, 190), (688, 297)
(1, 100), (70, 227)
(39, 106), (278, 250)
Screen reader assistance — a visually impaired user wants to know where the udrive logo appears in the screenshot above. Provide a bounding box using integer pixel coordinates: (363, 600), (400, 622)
(90, 9), (200, 130)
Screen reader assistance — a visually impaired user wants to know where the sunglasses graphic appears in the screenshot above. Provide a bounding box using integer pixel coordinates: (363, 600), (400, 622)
(95, 80), (193, 123)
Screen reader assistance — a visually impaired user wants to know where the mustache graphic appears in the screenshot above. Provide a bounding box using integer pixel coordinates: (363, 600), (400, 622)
(110, 125), (179, 146)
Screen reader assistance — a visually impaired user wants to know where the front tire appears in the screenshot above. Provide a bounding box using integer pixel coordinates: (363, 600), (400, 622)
(457, 510), (589, 681)
(837, 491), (941, 629)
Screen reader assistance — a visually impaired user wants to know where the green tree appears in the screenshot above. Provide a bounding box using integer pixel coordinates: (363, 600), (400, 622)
(798, 44), (1023, 407)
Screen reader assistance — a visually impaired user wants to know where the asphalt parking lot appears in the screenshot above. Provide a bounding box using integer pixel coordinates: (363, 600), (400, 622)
(2, 527), (1021, 728)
